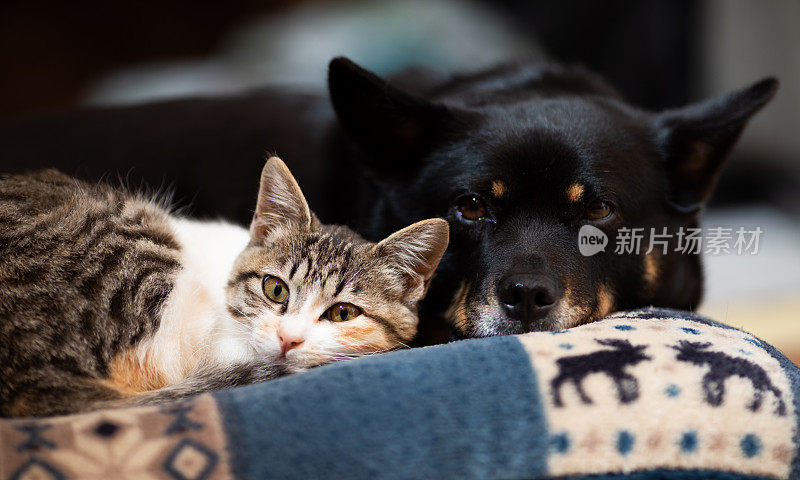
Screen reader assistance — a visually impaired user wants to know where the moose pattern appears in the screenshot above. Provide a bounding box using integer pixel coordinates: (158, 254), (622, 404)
(671, 340), (786, 416)
(551, 339), (651, 407)
(516, 308), (795, 479)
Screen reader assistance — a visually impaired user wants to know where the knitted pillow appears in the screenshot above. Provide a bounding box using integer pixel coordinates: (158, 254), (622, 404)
(1, 308), (797, 480)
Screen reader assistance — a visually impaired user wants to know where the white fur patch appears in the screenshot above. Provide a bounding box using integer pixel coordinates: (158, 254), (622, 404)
(141, 218), (253, 382)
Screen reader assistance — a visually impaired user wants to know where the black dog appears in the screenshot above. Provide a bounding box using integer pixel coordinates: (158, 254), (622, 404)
(326, 58), (778, 341)
(0, 58), (777, 343)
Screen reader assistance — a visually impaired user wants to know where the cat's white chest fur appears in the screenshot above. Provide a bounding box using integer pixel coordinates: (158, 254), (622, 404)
(145, 218), (254, 383)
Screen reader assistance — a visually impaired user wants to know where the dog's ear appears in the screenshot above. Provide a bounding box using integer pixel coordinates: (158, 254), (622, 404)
(654, 77), (778, 214)
(328, 57), (458, 173)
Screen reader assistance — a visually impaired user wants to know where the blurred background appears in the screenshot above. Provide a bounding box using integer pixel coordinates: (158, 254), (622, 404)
(2, 0), (798, 359)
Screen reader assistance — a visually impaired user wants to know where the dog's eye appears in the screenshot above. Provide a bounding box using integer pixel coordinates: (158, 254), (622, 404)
(263, 276), (289, 303)
(457, 195), (488, 221)
(585, 200), (614, 221)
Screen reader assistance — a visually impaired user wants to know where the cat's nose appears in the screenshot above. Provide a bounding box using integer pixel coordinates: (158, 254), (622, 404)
(278, 330), (305, 355)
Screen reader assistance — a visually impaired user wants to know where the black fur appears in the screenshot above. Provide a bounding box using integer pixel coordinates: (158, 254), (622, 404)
(327, 58), (778, 341)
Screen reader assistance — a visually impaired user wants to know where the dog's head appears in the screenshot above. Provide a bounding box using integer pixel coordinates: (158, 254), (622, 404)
(328, 58), (777, 338)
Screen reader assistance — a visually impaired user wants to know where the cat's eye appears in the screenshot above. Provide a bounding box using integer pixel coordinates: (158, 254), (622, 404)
(263, 276), (289, 303)
(456, 194), (489, 221)
(585, 200), (615, 221)
(325, 303), (361, 322)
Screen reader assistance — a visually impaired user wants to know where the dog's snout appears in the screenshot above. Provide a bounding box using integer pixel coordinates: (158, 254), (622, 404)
(497, 273), (561, 327)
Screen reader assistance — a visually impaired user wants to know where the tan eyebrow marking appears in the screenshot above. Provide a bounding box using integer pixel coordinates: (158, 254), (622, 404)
(491, 180), (507, 198)
(566, 183), (585, 203)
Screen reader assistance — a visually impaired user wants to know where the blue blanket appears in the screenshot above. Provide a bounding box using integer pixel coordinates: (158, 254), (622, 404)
(2, 308), (798, 480)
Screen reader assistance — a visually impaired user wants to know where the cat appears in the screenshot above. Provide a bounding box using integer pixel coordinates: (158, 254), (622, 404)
(0, 157), (449, 417)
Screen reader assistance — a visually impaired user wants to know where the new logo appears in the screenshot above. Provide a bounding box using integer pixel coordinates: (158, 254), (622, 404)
(578, 225), (608, 256)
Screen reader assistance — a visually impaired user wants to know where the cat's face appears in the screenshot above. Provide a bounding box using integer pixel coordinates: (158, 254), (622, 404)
(225, 157), (448, 372)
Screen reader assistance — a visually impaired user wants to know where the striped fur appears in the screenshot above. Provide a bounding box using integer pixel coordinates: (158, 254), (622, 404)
(0, 169), (181, 416)
(0, 158), (448, 416)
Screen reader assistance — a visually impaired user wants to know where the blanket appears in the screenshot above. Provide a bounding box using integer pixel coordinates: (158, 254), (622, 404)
(1, 307), (798, 480)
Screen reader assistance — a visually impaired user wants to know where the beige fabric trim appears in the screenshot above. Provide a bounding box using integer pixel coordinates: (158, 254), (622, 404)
(517, 313), (794, 478)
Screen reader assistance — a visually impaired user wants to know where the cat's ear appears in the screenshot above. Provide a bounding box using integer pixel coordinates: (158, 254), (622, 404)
(654, 77), (778, 214)
(374, 218), (449, 300)
(250, 157), (312, 241)
(328, 57), (461, 174)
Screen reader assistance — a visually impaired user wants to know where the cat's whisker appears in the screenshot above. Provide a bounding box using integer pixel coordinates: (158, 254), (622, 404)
(211, 330), (251, 339)
(186, 342), (216, 365)
(210, 325), (252, 338)
(340, 342), (406, 354)
(188, 327), (254, 365)
(226, 303), (257, 325)
(303, 343), (404, 359)
(225, 318), (252, 331)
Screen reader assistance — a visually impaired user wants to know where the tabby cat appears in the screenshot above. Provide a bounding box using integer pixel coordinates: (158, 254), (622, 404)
(0, 157), (449, 417)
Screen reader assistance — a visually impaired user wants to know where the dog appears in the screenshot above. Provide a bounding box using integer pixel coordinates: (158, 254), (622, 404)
(326, 58), (778, 342)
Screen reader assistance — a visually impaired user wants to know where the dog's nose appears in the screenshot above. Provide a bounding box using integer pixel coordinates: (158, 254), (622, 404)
(497, 273), (561, 327)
